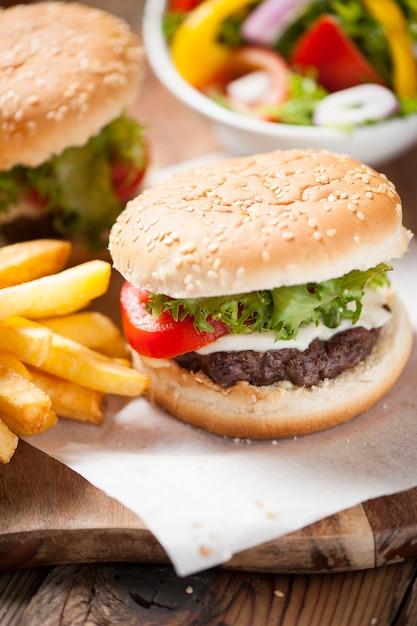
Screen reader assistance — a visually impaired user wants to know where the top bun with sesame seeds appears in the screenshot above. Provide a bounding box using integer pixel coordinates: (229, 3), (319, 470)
(0, 1), (148, 252)
(109, 149), (413, 440)
(109, 149), (411, 298)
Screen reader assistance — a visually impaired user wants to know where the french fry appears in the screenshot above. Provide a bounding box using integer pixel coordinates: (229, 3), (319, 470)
(0, 317), (52, 366)
(39, 311), (130, 359)
(0, 418), (19, 464)
(0, 365), (57, 436)
(0, 260), (111, 322)
(0, 239), (152, 463)
(38, 332), (149, 396)
(0, 240), (71, 288)
(28, 367), (105, 425)
(0, 351), (32, 380)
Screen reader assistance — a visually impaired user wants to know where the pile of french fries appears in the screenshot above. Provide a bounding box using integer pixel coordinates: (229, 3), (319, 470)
(0, 239), (149, 464)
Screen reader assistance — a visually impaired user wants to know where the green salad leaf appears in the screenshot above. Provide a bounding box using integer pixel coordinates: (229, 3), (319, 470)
(0, 114), (147, 249)
(262, 73), (328, 125)
(148, 263), (391, 340)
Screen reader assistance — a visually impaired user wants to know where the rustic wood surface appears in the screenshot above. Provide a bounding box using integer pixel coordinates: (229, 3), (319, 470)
(2, 438), (417, 577)
(1, 1), (417, 624)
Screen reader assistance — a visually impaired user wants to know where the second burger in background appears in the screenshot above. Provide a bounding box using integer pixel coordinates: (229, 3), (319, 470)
(0, 2), (148, 253)
(109, 148), (413, 440)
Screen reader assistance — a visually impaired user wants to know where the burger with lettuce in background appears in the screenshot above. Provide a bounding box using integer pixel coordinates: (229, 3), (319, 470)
(0, 2), (148, 257)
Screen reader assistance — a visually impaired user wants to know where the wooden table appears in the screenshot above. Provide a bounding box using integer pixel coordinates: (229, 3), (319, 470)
(1, 2), (417, 624)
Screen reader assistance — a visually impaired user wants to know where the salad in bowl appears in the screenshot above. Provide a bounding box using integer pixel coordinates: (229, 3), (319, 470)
(143, 0), (417, 164)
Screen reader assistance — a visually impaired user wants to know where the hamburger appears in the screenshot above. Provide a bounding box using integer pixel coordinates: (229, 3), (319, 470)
(109, 149), (413, 439)
(0, 2), (147, 252)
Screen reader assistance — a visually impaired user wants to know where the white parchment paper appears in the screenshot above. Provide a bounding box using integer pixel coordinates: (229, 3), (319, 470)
(26, 239), (417, 577)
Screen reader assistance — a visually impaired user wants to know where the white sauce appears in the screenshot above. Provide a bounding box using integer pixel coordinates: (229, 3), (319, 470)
(196, 288), (391, 355)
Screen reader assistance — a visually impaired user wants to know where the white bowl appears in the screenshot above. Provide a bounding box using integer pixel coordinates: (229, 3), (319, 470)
(143, 0), (417, 167)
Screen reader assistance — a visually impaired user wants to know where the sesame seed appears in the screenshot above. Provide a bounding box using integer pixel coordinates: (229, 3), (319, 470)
(26, 95), (40, 105)
(282, 231), (294, 240)
(356, 211), (364, 220)
(313, 231), (322, 240)
(326, 228), (336, 237)
(262, 250), (270, 262)
(180, 243), (196, 254)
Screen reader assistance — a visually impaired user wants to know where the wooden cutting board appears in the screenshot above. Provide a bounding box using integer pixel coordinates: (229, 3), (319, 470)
(1, 270), (417, 575)
(1, 439), (417, 574)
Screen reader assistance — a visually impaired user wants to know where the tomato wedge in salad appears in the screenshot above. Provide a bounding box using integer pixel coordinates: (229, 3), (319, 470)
(169, 0), (200, 10)
(291, 15), (385, 92)
(120, 282), (229, 359)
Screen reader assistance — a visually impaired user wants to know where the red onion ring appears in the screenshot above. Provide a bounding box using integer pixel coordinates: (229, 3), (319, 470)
(241, 0), (311, 46)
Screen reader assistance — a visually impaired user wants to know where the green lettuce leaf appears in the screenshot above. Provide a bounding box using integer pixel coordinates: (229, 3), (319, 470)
(262, 73), (328, 125)
(0, 114), (147, 249)
(149, 263), (391, 340)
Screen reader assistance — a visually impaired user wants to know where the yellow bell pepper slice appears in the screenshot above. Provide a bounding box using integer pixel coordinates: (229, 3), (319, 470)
(171, 0), (256, 89)
(362, 0), (417, 97)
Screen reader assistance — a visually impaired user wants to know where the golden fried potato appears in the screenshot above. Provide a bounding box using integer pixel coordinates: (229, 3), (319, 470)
(39, 311), (129, 359)
(39, 332), (149, 396)
(0, 317), (52, 366)
(0, 365), (57, 436)
(0, 260), (111, 321)
(29, 367), (105, 425)
(0, 418), (19, 464)
(0, 240), (71, 288)
(0, 351), (32, 380)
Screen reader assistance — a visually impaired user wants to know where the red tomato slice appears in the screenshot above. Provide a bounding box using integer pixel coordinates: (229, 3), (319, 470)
(169, 0), (200, 11)
(111, 160), (146, 204)
(120, 282), (229, 359)
(291, 15), (385, 92)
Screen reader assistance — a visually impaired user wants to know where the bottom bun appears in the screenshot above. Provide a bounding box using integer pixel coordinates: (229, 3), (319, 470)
(134, 292), (413, 439)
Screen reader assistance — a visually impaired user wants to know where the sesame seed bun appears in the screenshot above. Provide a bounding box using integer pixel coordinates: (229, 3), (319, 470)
(109, 149), (411, 299)
(0, 2), (143, 170)
(134, 291), (413, 439)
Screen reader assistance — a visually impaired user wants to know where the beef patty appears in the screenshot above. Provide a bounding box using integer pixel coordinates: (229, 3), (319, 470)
(175, 326), (380, 388)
